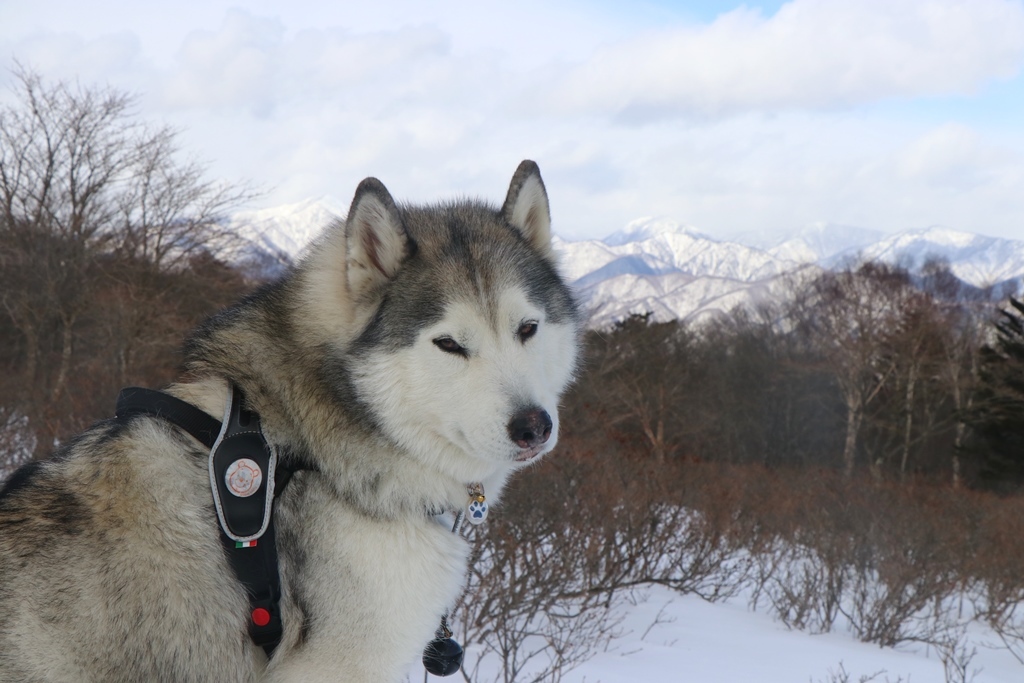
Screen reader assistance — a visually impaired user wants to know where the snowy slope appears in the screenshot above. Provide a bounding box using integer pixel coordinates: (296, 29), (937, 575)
(557, 219), (1023, 325)
(768, 224), (1024, 290)
(578, 217), (798, 283)
(851, 227), (1024, 289)
(419, 584), (1022, 683)
(552, 217), (804, 325)
(577, 271), (808, 329)
(767, 221), (886, 264)
(228, 201), (1024, 326)
(229, 197), (346, 264)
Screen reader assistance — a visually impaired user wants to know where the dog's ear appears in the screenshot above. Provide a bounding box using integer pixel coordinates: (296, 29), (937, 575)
(501, 160), (553, 258)
(345, 177), (414, 299)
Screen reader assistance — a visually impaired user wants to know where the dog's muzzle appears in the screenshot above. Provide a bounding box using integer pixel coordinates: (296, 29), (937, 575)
(507, 407), (552, 459)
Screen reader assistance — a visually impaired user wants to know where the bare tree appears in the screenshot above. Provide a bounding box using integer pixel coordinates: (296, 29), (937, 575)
(584, 314), (704, 464)
(0, 66), (255, 458)
(873, 288), (949, 480)
(790, 262), (916, 477)
(913, 258), (997, 486)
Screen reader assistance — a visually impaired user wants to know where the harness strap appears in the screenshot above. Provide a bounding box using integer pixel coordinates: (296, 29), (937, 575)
(115, 385), (289, 659)
(116, 387), (220, 449)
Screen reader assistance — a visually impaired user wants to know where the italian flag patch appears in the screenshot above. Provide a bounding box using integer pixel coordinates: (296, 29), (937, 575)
(235, 540), (257, 548)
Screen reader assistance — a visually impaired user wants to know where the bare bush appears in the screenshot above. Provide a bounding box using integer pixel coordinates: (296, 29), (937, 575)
(452, 508), (624, 683)
(754, 541), (847, 633)
(451, 447), (751, 681)
(970, 494), (1024, 665)
(812, 661), (905, 683)
(934, 629), (982, 683)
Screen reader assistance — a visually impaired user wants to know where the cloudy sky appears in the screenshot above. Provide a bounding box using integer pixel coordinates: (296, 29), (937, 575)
(2, 0), (1023, 242)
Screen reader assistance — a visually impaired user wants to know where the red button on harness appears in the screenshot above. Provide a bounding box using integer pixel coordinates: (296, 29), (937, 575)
(251, 607), (271, 627)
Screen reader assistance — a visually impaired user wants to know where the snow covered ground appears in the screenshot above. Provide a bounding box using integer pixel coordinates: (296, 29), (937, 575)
(419, 585), (1023, 683)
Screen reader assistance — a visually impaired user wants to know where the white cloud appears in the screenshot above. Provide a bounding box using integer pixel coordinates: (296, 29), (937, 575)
(164, 11), (283, 112)
(547, 0), (1024, 121)
(895, 123), (1011, 189)
(0, 31), (148, 93)
(4, 1), (1024, 244)
(158, 11), (478, 116)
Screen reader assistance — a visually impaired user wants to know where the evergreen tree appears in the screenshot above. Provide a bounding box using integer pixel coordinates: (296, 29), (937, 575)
(968, 298), (1024, 491)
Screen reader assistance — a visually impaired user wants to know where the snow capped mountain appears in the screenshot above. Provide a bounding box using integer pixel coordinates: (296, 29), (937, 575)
(766, 223), (1024, 290)
(561, 220), (1023, 325)
(227, 200), (1024, 327)
(578, 270), (810, 329)
(603, 216), (709, 246)
(559, 217), (798, 278)
(553, 217), (813, 325)
(228, 197), (345, 274)
(767, 222), (886, 264)
(851, 227), (1024, 289)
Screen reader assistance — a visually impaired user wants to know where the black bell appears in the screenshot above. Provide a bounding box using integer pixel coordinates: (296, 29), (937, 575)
(422, 636), (464, 677)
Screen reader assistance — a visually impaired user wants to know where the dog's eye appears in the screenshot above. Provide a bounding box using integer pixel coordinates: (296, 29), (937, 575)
(433, 337), (467, 357)
(518, 321), (538, 342)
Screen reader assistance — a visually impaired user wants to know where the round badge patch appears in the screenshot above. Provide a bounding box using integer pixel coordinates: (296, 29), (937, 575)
(225, 458), (263, 498)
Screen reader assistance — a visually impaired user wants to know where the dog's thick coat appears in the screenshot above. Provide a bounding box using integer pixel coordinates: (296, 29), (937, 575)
(0, 161), (581, 682)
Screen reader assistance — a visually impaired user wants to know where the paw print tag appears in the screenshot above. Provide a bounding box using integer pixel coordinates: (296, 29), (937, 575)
(466, 485), (488, 526)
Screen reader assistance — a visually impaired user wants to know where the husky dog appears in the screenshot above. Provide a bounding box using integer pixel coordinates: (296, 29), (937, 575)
(0, 161), (581, 682)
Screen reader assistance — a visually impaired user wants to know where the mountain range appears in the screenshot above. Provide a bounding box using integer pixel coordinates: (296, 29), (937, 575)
(229, 198), (1024, 327)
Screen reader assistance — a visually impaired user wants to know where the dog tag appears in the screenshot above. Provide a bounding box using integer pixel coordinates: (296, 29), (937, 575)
(225, 458), (263, 498)
(465, 484), (488, 525)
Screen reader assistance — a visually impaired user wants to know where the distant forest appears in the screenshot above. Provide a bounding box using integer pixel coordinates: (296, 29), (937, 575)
(570, 265), (1024, 493)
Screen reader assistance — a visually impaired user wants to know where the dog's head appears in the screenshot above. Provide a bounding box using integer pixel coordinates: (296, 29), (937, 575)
(323, 161), (581, 482)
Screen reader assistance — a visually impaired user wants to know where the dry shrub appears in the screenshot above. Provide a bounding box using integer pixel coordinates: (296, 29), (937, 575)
(731, 466), (975, 646)
(677, 462), (1023, 650)
(968, 494), (1024, 663)
(453, 442), (749, 681)
(466, 433), (1024, 666)
(453, 448), (625, 683)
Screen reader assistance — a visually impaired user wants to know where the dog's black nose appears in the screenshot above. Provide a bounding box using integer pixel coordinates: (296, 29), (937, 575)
(507, 408), (552, 449)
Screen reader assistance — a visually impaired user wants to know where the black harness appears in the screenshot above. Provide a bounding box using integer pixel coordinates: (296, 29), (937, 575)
(114, 385), (465, 676)
(115, 385), (293, 658)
